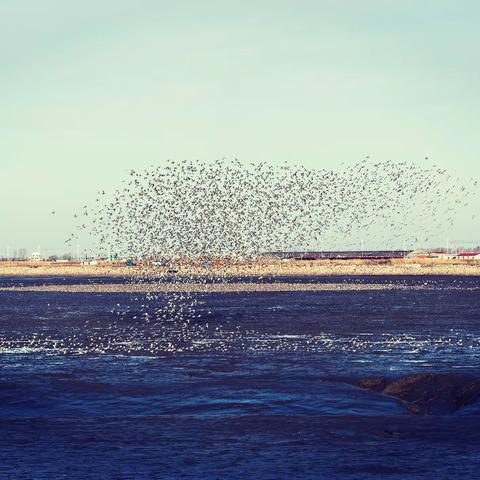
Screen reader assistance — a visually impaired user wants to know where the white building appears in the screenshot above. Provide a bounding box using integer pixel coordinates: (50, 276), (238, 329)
(30, 251), (42, 261)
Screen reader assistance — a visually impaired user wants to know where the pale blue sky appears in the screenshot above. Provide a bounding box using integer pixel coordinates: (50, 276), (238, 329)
(1, 0), (479, 255)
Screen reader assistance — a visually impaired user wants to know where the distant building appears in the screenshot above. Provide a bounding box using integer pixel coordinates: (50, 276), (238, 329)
(30, 252), (42, 261)
(457, 252), (480, 259)
(266, 250), (409, 260)
(81, 260), (98, 266)
(429, 250), (456, 259)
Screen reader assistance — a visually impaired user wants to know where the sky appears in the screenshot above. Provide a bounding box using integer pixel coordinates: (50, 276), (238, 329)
(1, 0), (479, 256)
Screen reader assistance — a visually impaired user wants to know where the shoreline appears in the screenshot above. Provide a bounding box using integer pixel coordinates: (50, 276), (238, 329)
(1, 281), (469, 293)
(1, 259), (480, 277)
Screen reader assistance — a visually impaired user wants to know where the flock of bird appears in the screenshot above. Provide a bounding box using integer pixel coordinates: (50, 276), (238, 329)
(3, 316), (480, 357)
(20, 158), (465, 355)
(10, 157), (474, 356)
(77, 158), (475, 259)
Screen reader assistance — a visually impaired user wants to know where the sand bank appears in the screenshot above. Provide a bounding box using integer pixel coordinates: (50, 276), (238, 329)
(1, 259), (480, 277)
(1, 281), (478, 293)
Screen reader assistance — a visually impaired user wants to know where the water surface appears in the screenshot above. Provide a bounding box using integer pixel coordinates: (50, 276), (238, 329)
(1, 275), (479, 479)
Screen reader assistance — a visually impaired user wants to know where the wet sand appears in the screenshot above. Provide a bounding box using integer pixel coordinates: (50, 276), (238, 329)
(0, 281), (443, 293)
(2, 280), (479, 293)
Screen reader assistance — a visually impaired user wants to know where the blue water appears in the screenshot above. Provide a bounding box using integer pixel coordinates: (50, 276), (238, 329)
(1, 275), (480, 479)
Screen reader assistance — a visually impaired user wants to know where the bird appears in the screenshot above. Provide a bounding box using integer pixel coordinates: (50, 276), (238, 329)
(40, 155), (476, 356)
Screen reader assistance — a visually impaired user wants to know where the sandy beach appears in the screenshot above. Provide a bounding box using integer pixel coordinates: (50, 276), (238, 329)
(1, 259), (480, 277)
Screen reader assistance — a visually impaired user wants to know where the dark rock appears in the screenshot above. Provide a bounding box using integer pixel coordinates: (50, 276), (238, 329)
(353, 373), (480, 415)
(383, 373), (480, 415)
(382, 373), (475, 414)
(355, 377), (386, 392)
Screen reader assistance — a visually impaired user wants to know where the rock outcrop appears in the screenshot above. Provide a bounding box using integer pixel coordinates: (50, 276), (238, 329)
(352, 373), (480, 414)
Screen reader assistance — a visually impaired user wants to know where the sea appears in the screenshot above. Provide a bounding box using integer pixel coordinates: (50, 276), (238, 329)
(1, 274), (480, 479)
